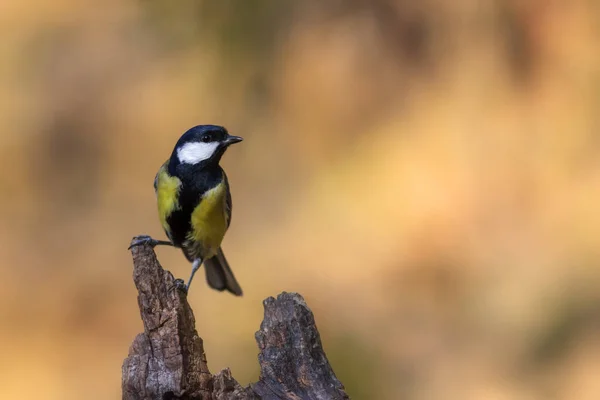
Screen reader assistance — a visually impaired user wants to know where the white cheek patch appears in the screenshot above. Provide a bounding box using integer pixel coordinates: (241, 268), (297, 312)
(177, 142), (220, 164)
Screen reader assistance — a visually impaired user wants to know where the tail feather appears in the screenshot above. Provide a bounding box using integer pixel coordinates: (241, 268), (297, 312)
(204, 247), (243, 296)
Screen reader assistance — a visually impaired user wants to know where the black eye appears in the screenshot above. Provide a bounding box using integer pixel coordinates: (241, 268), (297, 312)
(201, 134), (211, 143)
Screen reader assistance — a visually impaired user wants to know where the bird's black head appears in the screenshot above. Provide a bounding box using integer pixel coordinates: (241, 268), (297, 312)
(170, 125), (243, 168)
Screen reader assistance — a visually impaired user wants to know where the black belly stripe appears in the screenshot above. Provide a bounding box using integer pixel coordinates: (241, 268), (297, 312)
(164, 163), (228, 251)
(166, 208), (192, 247)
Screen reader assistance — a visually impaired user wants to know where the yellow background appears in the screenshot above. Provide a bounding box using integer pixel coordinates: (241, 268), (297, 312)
(1, 1), (600, 399)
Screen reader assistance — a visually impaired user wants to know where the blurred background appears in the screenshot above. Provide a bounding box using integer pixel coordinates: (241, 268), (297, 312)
(1, 0), (600, 399)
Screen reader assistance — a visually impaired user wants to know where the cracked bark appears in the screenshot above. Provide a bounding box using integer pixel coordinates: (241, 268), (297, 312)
(122, 239), (349, 400)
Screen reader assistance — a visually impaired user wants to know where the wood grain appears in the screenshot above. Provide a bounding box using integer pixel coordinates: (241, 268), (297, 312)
(122, 239), (348, 400)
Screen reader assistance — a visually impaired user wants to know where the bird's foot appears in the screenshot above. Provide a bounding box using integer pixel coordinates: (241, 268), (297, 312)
(128, 235), (171, 250)
(128, 235), (158, 249)
(168, 278), (188, 294)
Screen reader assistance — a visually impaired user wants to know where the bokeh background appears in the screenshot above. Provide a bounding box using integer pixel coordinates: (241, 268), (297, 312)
(2, 1), (600, 399)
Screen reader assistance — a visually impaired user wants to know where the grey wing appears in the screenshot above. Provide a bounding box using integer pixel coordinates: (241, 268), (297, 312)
(223, 170), (233, 228)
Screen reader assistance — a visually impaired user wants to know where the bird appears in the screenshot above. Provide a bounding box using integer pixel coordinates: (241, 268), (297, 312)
(129, 125), (243, 296)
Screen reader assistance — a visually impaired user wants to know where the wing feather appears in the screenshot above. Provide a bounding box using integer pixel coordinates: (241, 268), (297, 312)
(223, 170), (232, 228)
(154, 160), (181, 238)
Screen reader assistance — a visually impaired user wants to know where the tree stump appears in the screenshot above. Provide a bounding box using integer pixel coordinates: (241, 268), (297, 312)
(122, 239), (349, 400)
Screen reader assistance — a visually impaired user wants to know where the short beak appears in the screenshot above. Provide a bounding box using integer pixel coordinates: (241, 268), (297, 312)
(222, 135), (243, 146)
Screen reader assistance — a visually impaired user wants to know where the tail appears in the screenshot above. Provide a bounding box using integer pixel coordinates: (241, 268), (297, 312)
(203, 247), (243, 296)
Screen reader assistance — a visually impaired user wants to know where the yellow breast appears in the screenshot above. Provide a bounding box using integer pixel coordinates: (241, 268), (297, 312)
(155, 163), (182, 234)
(188, 181), (229, 257)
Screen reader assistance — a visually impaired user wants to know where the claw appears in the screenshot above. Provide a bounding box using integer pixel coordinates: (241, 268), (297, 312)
(128, 235), (155, 250)
(128, 235), (173, 250)
(168, 279), (188, 294)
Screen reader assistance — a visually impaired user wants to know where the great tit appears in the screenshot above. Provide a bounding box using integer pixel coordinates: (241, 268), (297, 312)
(130, 125), (243, 295)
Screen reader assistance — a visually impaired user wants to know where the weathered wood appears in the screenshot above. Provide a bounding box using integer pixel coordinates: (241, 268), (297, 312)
(123, 239), (349, 400)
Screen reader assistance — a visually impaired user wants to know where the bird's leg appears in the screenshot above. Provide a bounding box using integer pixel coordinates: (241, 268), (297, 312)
(128, 235), (173, 250)
(186, 258), (203, 292)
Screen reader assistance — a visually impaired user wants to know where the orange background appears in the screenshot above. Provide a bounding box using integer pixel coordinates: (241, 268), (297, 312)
(1, 1), (600, 399)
